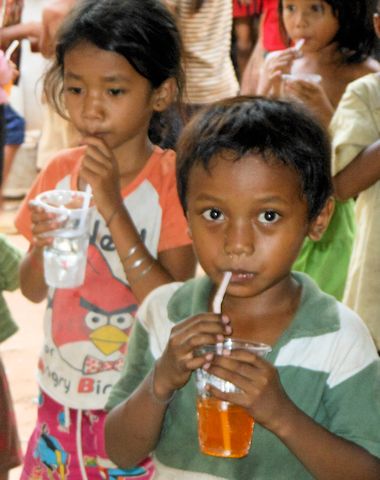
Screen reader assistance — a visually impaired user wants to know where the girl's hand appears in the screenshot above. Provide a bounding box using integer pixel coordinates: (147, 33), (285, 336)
(79, 136), (122, 220)
(153, 313), (232, 399)
(282, 78), (334, 126)
(257, 48), (300, 97)
(28, 202), (63, 248)
(206, 349), (292, 433)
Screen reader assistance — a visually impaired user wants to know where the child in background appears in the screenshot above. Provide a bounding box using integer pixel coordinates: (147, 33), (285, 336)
(329, 1), (380, 351)
(163, 0), (239, 120)
(0, 234), (22, 480)
(232, 0), (261, 80)
(15, 0), (196, 478)
(105, 97), (380, 479)
(246, 0), (380, 300)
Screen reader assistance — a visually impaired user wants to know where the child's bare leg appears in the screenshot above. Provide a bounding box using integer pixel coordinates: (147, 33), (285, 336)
(2, 144), (19, 187)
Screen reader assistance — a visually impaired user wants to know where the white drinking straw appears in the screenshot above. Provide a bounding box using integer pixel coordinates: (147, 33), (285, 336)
(78, 184), (92, 232)
(5, 40), (19, 60)
(212, 271), (232, 314)
(295, 38), (305, 51)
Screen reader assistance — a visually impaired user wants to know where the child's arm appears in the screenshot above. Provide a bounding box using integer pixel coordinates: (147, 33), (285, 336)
(79, 137), (197, 304)
(0, 236), (21, 292)
(19, 204), (63, 302)
(282, 78), (334, 127)
(105, 312), (232, 468)
(207, 350), (380, 479)
(333, 141), (380, 201)
(0, 50), (12, 86)
(255, 48), (300, 97)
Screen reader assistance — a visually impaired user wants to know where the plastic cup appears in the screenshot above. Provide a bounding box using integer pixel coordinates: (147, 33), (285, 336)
(34, 189), (93, 289)
(282, 73), (322, 84)
(195, 338), (271, 458)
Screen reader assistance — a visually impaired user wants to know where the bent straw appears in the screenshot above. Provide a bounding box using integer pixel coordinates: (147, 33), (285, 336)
(78, 184), (92, 232)
(212, 271), (232, 455)
(295, 38), (305, 51)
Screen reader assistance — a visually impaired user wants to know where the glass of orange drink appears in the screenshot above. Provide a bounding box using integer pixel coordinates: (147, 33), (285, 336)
(195, 339), (271, 458)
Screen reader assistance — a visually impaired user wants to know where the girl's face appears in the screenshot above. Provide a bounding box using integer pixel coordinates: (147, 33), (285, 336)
(63, 42), (163, 156)
(282, 0), (339, 52)
(185, 153), (323, 302)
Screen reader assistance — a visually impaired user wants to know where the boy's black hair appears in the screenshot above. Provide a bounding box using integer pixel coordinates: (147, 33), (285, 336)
(44, 0), (184, 116)
(279, 0), (376, 63)
(176, 96), (333, 221)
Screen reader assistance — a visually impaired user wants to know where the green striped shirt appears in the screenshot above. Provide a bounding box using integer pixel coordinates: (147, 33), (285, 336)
(107, 273), (380, 479)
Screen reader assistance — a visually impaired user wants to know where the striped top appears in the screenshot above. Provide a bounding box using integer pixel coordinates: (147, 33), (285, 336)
(107, 272), (380, 479)
(166, 0), (239, 104)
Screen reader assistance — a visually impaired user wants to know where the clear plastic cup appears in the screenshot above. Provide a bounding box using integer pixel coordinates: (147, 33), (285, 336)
(195, 338), (271, 458)
(34, 190), (93, 289)
(282, 73), (322, 84)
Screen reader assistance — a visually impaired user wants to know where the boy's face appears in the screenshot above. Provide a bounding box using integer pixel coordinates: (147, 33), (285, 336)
(186, 153), (317, 299)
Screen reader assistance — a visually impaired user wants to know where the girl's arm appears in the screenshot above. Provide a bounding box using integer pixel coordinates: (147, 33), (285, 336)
(105, 208), (196, 303)
(19, 246), (49, 303)
(333, 141), (380, 201)
(80, 137), (197, 304)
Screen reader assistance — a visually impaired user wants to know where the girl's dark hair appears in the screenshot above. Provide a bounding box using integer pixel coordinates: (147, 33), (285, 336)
(44, 0), (184, 116)
(279, 0), (376, 63)
(176, 96), (333, 221)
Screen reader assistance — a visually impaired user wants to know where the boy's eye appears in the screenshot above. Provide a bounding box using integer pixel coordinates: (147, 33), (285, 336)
(202, 208), (224, 222)
(258, 210), (280, 224)
(108, 88), (124, 96)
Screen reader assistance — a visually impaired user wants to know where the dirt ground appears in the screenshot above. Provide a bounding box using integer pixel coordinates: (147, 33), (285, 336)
(1, 205), (45, 479)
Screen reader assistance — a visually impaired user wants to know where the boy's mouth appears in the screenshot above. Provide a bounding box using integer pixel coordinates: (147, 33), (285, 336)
(230, 270), (256, 282)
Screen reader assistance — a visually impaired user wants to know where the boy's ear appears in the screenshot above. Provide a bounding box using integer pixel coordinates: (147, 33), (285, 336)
(307, 196), (335, 241)
(153, 78), (177, 112)
(374, 13), (380, 38)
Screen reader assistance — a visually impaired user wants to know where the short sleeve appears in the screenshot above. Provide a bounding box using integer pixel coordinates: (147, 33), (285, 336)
(105, 320), (154, 411)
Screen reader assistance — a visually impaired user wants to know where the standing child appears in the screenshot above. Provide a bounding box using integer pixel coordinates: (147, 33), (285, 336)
(15, 0), (196, 478)
(0, 234), (22, 480)
(329, 1), (380, 351)
(105, 97), (380, 479)
(246, 0), (380, 300)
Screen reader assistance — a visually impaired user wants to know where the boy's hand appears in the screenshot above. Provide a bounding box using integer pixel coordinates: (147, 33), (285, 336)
(206, 349), (292, 433)
(79, 136), (122, 221)
(153, 313), (232, 399)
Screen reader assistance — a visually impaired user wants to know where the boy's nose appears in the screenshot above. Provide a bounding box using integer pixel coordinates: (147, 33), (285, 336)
(223, 221), (254, 258)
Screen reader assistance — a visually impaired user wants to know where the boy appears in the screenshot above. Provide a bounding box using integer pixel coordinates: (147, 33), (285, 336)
(105, 97), (380, 479)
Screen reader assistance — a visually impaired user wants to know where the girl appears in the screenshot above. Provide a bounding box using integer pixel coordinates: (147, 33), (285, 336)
(15, 0), (196, 478)
(245, 0), (380, 300)
(329, 1), (380, 351)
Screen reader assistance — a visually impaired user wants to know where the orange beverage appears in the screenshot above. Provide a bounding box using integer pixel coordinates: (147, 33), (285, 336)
(196, 396), (254, 458)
